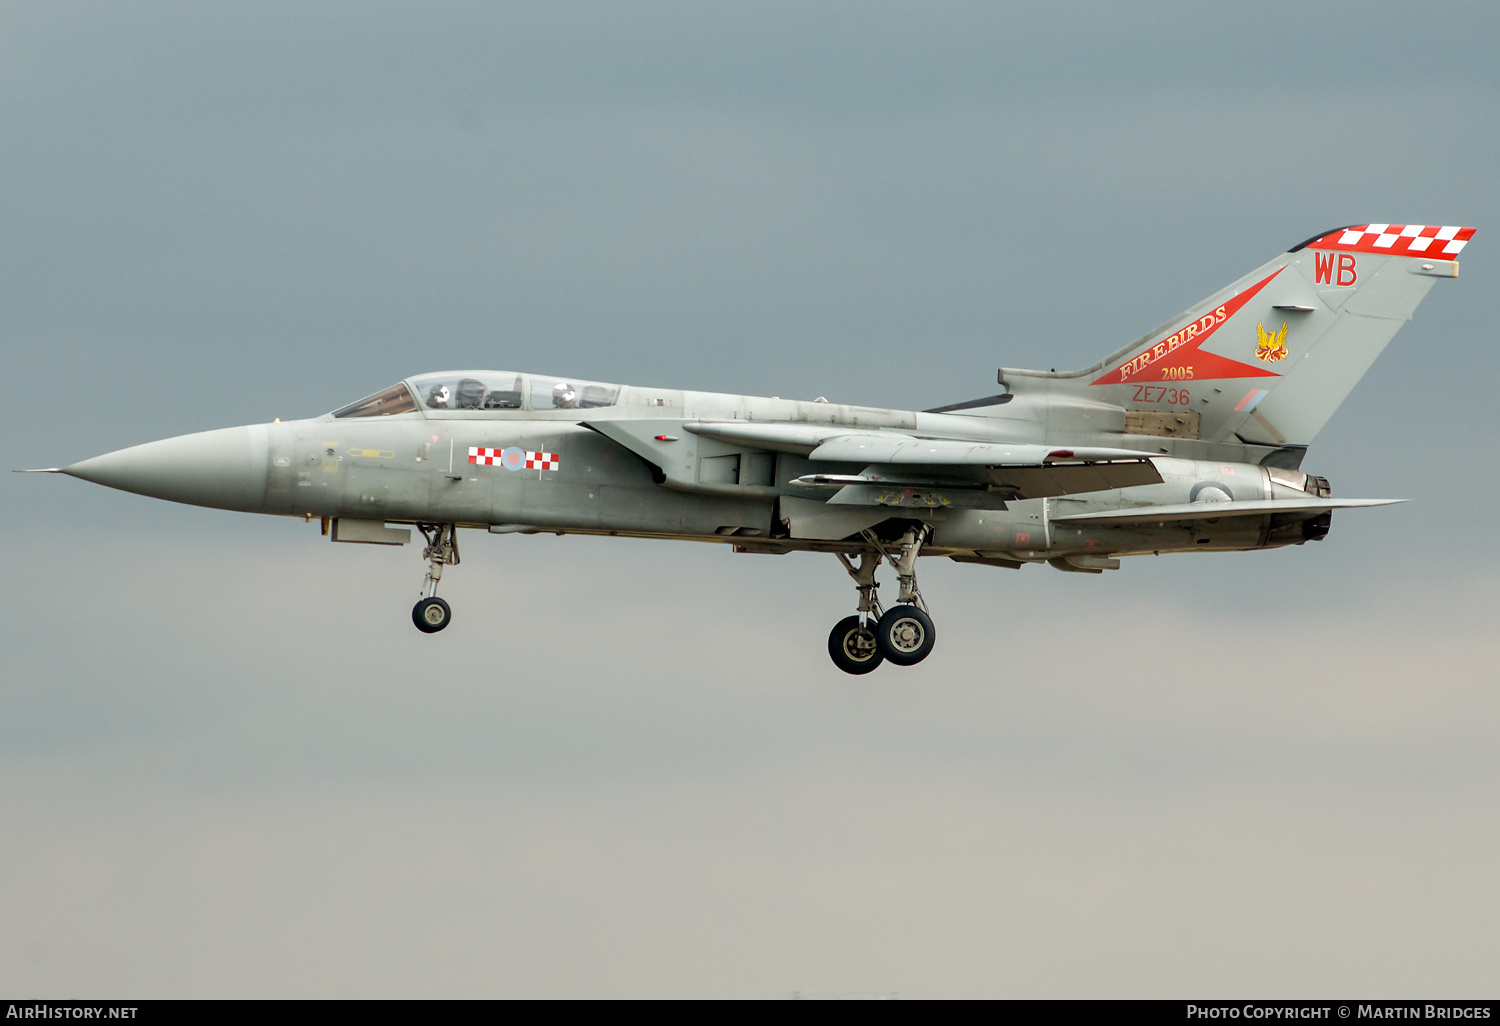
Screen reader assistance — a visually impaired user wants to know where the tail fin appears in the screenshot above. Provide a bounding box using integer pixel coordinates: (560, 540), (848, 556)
(1004, 225), (1474, 447)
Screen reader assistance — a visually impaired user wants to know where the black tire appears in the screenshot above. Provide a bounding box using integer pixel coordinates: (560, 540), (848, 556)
(828, 615), (884, 675)
(875, 605), (935, 666)
(412, 596), (452, 633)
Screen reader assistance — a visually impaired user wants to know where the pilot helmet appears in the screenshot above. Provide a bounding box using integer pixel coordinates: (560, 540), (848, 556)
(427, 385), (451, 408)
(552, 382), (577, 408)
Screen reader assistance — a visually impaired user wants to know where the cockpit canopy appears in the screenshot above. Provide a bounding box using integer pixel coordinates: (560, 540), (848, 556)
(332, 371), (622, 418)
(411, 371), (524, 411)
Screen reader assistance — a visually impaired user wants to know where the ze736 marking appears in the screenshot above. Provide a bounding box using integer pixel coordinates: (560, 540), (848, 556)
(1132, 385), (1192, 405)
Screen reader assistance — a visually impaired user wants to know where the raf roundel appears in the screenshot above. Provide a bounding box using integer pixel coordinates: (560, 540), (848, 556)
(468, 446), (534, 471)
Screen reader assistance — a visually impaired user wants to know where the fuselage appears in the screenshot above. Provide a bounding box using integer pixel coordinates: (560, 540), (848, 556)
(61, 369), (1336, 568)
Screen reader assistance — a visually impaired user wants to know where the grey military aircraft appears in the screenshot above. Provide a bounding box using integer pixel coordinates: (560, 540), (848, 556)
(25, 223), (1475, 672)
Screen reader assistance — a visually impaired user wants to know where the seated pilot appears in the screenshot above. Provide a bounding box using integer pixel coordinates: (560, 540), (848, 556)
(551, 383), (578, 409)
(426, 384), (451, 408)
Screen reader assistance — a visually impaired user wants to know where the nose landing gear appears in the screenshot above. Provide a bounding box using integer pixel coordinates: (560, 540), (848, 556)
(412, 523), (459, 634)
(830, 526), (935, 674)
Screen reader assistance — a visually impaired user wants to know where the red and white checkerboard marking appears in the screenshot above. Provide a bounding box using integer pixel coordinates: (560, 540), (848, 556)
(1307, 224), (1475, 257)
(469, 446), (559, 471)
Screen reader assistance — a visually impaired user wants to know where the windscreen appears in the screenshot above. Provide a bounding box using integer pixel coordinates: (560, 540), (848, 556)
(332, 382), (418, 418)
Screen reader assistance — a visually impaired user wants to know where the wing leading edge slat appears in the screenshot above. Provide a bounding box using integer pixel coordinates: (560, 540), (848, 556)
(688, 422), (1152, 465)
(806, 435), (1150, 465)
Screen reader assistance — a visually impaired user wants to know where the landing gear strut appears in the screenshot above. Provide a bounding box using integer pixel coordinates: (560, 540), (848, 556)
(412, 523), (459, 633)
(828, 525), (936, 674)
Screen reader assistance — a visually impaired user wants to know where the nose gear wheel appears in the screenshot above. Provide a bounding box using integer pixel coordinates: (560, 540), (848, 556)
(413, 595), (452, 633)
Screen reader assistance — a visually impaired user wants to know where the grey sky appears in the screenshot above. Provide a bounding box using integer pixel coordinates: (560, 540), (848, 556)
(3, 1), (1498, 997)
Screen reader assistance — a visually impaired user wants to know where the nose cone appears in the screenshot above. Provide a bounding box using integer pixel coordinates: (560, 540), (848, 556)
(63, 424), (270, 513)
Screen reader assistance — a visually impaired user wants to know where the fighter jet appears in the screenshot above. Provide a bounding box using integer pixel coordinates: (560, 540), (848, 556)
(24, 224), (1475, 673)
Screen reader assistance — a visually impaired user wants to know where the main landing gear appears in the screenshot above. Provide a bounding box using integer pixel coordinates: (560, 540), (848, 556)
(828, 525), (936, 675)
(412, 523), (459, 633)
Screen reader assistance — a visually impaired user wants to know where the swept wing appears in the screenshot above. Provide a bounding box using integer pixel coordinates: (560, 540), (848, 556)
(598, 420), (1165, 500)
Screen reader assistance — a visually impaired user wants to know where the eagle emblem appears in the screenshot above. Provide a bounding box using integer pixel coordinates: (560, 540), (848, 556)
(1255, 321), (1288, 362)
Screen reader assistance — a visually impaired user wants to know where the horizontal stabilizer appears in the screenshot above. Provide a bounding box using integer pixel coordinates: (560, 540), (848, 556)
(1052, 497), (1402, 525)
